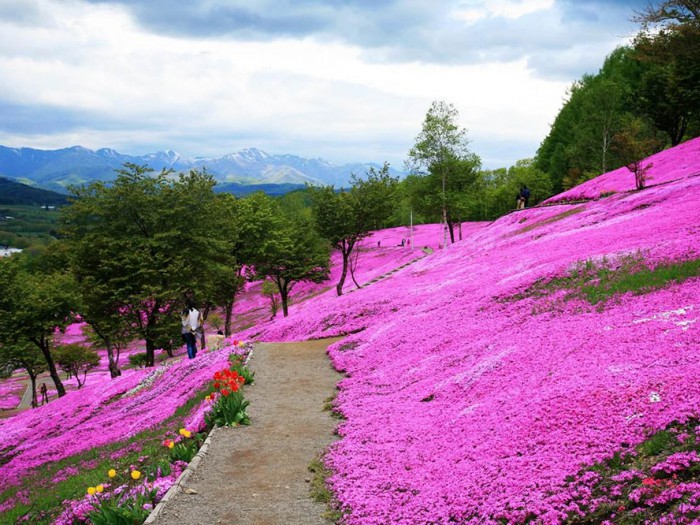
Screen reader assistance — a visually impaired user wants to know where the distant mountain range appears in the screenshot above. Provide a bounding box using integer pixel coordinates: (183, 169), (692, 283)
(0, 145), (400, 194)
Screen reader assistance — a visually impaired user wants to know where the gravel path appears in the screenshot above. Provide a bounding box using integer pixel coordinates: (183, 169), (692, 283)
(153, 338), (343, 525)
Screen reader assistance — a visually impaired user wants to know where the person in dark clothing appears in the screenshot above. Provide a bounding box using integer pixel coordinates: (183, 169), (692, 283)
(517, 186), (531, 209)
(40, 382), (49, 405)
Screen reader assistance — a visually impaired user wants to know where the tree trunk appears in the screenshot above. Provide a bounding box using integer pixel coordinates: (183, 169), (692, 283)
(105, 339), (121, 378)
(145, 338), (156, 367)
(145, 304), (159, 367)
(224, 301), (234, 337)
(108, 357), (122, 378)
(349, 253), (361, 289)
(447, 221), (455, 244)
(276, 277), (290, 317)
(34, 335), (66, 397)
(29, 373), (38, 408)
(337, 250), (350, 296)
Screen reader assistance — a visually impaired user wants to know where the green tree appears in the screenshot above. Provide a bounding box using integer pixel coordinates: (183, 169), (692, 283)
(261, 280), (280, 319)
(252, 208), (330, 317)
(0, 342), (46, 408)
(54, 344), (100, 388)
(406, 101), (479, 245)
(309, 164), (398, 296)
(405, 155), (480, 242)
(535, 46), (661, 191)
(633, 23), (700, 146)
(61, 164), (231, 367)
(0, 255), (78, 397)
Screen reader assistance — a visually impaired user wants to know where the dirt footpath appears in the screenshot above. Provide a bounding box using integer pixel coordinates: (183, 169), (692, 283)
(153, 338), (343, 525)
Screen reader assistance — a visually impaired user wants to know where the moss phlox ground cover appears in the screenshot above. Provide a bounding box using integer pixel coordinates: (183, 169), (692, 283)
(242, 140), (700, 523)
(0, 338), (249, 492)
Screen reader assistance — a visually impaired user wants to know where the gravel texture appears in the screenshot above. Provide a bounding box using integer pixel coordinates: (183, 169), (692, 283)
(152, 338), (343, 525)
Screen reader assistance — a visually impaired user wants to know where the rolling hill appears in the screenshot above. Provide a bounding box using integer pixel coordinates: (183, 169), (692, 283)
(0, 177), (69, 205)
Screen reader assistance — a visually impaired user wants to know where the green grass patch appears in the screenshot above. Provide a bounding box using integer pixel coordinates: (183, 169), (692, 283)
(308, 454), (343, 522)
(0, 385), (213, 524)
(509, 206), (585, 237)
(562, 418), (700, 524)
(511, 253), (700, 308)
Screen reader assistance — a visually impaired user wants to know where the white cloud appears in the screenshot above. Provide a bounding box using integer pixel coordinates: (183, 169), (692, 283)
(452, 0), (555, 23)
(0, 0), (633, 168)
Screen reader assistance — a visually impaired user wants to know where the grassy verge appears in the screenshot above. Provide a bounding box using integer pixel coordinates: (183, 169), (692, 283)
(512, 253), (700, 308)
(0, 386), (212, 524)
(308, 454), (343, 522)
(563, 418), (700, 523)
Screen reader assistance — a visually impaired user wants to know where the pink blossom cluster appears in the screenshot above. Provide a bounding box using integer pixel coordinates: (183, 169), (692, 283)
(0, 377), (24, 410)
(0, 340), (248, 490)
(239, 139), (700, 522)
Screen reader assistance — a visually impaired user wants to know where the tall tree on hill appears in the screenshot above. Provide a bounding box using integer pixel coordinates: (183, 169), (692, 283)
(535, 47), (660, 191)
(0, 255), (78, 397)
(633, 22), (700, 146)
(309, 163), (398, 296)
(62, 164), (231, 367)
(252, 209), (330, 317)
(406, 101), (479, 246)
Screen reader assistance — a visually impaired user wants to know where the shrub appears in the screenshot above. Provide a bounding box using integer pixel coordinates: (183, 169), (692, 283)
(128, 352), (148, 368)
(53, 344), (100, 388)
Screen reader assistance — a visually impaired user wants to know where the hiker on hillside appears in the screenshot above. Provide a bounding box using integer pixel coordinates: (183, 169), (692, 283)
(181, 302), (203, 359)
(40, 382), (49, 405)
(517, 185), (531, 210)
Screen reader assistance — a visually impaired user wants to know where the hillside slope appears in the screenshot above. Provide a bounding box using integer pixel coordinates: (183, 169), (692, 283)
(0, 177), (68, 205)
(241, 138), (700, 523)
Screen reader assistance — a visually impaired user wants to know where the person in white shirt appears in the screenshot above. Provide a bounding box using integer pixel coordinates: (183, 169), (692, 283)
(181, 303), (202, 359)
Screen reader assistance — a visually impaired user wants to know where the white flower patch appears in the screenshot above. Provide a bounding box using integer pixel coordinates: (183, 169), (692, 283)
(649, 392), (662, 403)
(633, 305), (696, 329)
(120, 362), (171, 398)
(625, 412), (644, 423)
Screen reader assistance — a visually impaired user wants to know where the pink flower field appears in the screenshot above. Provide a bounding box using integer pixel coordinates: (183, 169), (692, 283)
(1, 137), (699, 523)
(238, 137), (700, 523)
(0, 339), (248, 502)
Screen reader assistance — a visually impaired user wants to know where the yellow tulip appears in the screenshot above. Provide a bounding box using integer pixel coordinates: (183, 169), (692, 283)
(96, 484), (104, 493)
(108, 469), (116, 478)
(87, 487), (96, 495)
(168, 441), (175, 449)
(131, 470), (141, 480)
(178, 428), (187, 436)
(183, 430), (192, 439)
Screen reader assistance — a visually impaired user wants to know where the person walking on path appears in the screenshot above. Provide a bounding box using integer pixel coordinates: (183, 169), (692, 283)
(181, 303), (203, 359)
(40, 382), (49, 405)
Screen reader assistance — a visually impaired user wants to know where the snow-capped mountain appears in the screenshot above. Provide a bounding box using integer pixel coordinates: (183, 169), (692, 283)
(0, 145), (398, 193)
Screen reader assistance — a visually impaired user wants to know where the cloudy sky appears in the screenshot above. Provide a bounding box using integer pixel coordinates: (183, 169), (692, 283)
(0, 0), (642, 169)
